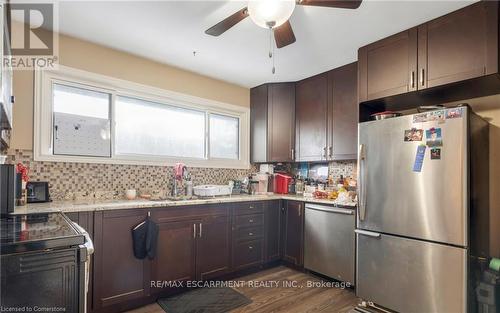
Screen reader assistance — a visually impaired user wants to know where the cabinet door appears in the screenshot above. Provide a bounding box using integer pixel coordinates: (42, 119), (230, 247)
(268, 83), (295, 162)
(418, 1), (498, 89)
(328, 62), (358, 160)
(151, 220), (197, 293)
(282, 201), (304, 266)
(250, 84), (268, 163)
(295, 73), (328, 162)
(358, 28), (418, 102)
(265, 200), (281, 262)
(196, 214), (231, 280)
(93, 210), (148, 309)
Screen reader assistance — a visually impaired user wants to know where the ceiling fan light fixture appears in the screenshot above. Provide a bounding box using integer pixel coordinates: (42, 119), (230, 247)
(248, 0), (296, 29)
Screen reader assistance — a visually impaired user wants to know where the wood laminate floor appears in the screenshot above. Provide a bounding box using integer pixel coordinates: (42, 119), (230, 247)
(125, 266), (359, 313)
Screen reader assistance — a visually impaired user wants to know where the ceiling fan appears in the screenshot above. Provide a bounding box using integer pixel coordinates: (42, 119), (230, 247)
(205, 0), (362, 49)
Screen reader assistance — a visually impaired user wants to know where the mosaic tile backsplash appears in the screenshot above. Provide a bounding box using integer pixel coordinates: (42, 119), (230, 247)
(6, 149), (356, 201)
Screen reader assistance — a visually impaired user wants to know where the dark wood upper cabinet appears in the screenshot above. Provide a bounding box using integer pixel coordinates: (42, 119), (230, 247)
(358, 1), (500, 110)
(250, 83), (295, 163)
(250, 85), (268, 163)
(295, 73), (329, 162)
(327, 62), (358, 160)
(282, 200), (304, 267)
(294, 64), (358, 162)
(418, 1), (498, 89)
(358, 28), (418, 103)
(196, 214), (231, 280)
(93, 210), (149, 309)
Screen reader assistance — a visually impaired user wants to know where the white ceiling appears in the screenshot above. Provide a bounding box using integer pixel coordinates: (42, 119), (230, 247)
(52, 0), (477, 88)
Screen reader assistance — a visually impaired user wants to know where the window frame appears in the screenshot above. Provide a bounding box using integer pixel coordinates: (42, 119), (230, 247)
(34, 65), (250, 169)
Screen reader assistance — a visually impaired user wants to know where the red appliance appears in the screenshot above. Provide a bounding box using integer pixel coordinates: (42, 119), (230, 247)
(275, 174), (292, 194)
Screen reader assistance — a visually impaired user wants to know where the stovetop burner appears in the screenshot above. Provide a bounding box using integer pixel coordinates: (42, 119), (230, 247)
(0, 212), (84, 255)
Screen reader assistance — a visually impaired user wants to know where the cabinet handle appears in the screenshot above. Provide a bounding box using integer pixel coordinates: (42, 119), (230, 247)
(249, 219), (254, 223)
(199, 223), (202, 238)
(328, 146), (333, 159)
(410, 71), (415, 88)
(291, 148), (295, 160)
(249, 205), (254, 209)
(193, 224), (196, 238)
(420, 68), (425, 87)
(248, 246), (253, 250)
(298, 206), (302, 217)
(323, 147), (327, 159)
(249, 232), (254, 236)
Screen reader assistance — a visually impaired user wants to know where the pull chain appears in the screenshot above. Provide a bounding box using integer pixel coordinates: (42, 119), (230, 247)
(268, 27), (276, 74)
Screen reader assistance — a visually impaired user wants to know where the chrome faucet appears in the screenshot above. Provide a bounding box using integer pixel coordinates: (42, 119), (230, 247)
(172, 163), (188, 197)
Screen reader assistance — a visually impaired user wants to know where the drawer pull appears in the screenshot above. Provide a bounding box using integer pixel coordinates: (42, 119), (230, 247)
(248, 246), (253, 250)
(249, 219), (254, 223)
(249, 206), (254, 209)
(249, 232), (254, 236)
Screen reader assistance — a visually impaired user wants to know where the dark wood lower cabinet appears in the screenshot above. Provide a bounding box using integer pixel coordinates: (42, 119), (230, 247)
(196, 214), (231, 280)
(265, 200), (281, 262)
(90, 200), (305, 313)
(282, 200), (304, 267)
(93, 210), (149, 310)
(151, 219), (197, 292)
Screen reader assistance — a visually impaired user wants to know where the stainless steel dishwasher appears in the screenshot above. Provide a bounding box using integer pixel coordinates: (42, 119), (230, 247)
(304, 203), (355, 285)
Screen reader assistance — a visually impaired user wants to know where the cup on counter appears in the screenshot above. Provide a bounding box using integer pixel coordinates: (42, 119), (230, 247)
(125, 189), (137, 200)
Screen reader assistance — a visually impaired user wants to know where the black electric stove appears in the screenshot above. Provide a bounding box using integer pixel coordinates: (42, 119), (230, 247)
(0, 212), (85, 255)
(1, 212), (87, 312)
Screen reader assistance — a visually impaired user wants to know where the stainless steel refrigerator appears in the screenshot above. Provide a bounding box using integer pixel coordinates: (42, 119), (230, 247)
(355, 106), (490, 313)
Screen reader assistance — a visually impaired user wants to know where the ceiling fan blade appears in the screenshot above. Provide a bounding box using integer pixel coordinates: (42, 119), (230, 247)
(205, 7), (249, 36)
(274, 21), (296, 49)
(297, 0), (362, 9)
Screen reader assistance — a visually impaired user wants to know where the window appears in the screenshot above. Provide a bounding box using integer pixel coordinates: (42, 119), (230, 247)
(52, 84), (111, 157)
(115, 96), (205, 158)
(34, 66), (250, 168)
(209, 114), (239, 160)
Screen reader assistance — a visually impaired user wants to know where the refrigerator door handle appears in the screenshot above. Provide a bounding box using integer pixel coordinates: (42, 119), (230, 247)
(355, 229), (381, 238)
(358, 144), (367, 221)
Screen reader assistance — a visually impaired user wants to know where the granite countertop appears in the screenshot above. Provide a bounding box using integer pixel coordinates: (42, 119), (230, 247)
(12, 194), (357, 214)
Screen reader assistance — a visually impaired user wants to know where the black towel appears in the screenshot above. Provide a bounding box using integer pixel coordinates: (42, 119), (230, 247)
(132, 217), (159, 260)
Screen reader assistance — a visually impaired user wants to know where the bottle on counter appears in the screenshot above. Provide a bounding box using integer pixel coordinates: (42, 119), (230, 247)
(295, 176), (304, 195)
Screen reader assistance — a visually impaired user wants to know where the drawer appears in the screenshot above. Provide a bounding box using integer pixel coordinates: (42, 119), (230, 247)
(233, 202), (264, 216)
(234, 213), (264, 227)
(235, 225), (264, 242)
(233, 240), (263, 268)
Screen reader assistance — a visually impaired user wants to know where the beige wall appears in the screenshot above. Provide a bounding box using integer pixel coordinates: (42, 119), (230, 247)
(10, 28), (249, 150)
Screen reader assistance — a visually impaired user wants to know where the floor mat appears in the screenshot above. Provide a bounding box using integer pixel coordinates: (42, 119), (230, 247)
(157, 287), (252, 313)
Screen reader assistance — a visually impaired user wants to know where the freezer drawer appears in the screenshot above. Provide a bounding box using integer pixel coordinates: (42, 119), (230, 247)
(304, 204), (355, 284)
(356, 230), (467, 313)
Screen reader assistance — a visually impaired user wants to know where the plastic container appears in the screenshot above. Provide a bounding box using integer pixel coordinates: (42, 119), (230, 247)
(275, 174), (292, 194)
